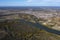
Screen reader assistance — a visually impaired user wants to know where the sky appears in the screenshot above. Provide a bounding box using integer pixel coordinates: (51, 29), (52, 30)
(0, 0), (60, 6)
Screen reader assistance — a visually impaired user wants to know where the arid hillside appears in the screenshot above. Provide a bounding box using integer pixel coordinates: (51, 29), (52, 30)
(0, 13), (60, 40)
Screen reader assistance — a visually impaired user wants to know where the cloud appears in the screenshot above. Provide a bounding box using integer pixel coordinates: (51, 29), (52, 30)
(26, 0), (60, 3)
(26, 0), (32, 2)
(41, 0), (60, 3)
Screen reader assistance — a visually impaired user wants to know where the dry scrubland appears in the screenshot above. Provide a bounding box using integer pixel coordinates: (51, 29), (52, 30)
(0, 9), (60, 40)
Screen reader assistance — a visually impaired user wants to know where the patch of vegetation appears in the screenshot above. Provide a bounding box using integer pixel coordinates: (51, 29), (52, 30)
(0, 13), (60, 40)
